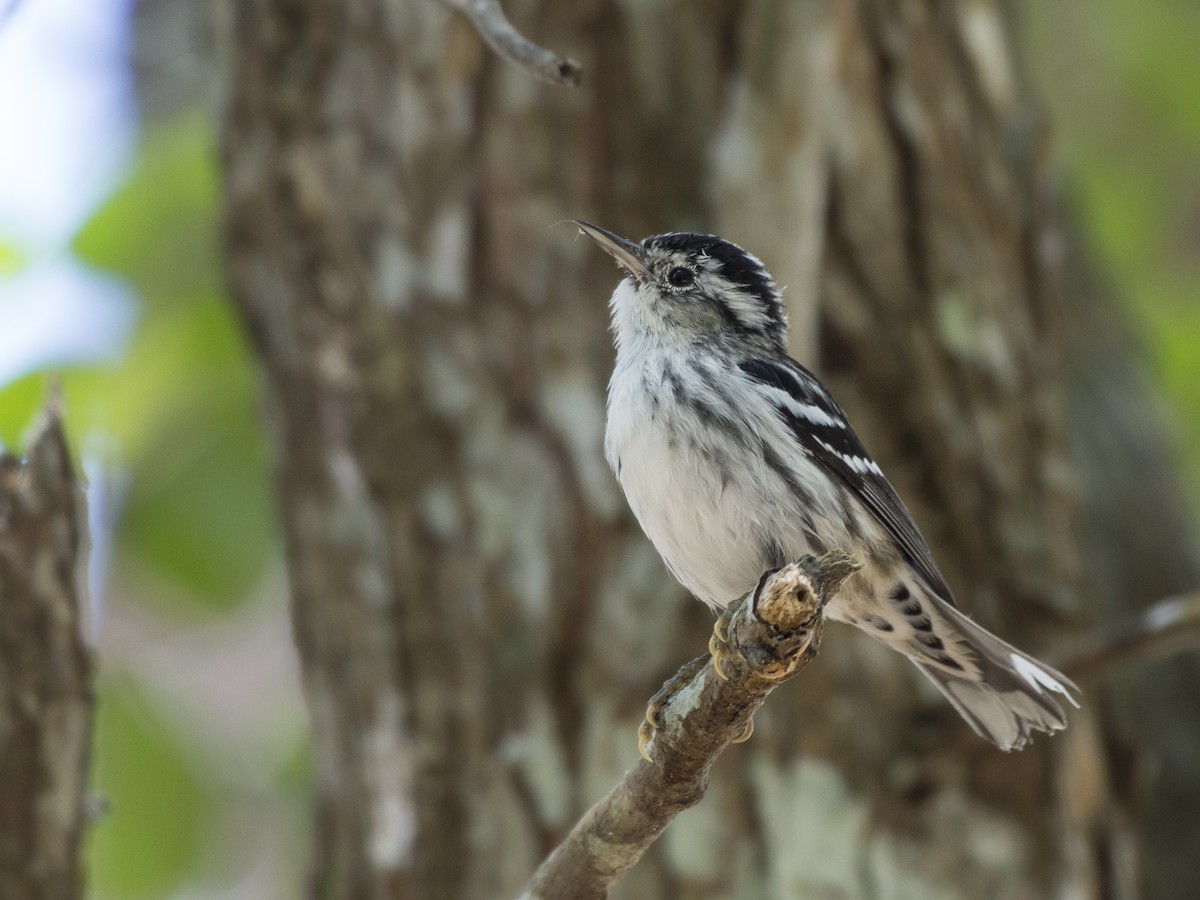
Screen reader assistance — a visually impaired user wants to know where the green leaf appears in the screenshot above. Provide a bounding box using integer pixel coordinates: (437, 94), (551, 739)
(0, 242), (25, 276)
(73, 114), (220, 305)
(0, 373), (52, 449)
(88, 677), (213, 899)
(107, 292), (277, 612)
(65, 110), (277, 611)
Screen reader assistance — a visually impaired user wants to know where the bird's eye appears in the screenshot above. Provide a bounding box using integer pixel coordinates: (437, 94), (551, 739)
(667, 267), (695, 289)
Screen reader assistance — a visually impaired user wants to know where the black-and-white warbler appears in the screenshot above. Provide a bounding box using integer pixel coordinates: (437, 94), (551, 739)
(578, 221), (1079, 751)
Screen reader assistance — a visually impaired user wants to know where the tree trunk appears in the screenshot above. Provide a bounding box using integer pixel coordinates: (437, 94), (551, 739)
(219, 0), (1193, 896)
(0, 413), (93, 900)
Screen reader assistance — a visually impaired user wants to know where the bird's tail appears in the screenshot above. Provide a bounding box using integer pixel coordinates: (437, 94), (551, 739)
(915, 598), (1080, 751)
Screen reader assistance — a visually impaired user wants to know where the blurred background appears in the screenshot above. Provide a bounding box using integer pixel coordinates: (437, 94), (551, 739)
(0, 1), (308, 896)
(0, 0), (1196, 897)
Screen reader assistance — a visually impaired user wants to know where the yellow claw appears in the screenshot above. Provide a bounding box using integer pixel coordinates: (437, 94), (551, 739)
(639, 699), (664, 762)
(713, 650), (729, 681)
(638, 722), (654, 762)
(732, 717), (754, 744)
(709, 617), (731, 681)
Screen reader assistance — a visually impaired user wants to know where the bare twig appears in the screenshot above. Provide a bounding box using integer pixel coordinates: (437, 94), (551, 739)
(441, 0), (582, 86)
(1058, 593), (1200, 683)
(520, 551), (861, 900)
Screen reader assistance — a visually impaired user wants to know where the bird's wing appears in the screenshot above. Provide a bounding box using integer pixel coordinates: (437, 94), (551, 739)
(738, 357), (956, 605)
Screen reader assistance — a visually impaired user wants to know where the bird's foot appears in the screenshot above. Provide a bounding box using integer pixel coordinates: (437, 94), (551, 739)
(707, 612), (756, 745)
(708, 611), (733, 681)
(638, 655), (708, 762)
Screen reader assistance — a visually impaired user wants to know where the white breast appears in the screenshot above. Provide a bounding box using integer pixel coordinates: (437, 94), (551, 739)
(605, 349), (866, 609)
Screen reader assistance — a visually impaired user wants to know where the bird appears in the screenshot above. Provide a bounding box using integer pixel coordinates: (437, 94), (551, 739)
(575, 220), (1079, 753)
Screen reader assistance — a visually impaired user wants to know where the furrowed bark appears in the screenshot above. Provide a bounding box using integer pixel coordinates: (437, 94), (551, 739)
(0, 410), (92, 900)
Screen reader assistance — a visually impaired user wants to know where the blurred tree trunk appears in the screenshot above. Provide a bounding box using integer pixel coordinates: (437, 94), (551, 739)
(0, 414), (92, 900)
(219, 0), (1196, 897)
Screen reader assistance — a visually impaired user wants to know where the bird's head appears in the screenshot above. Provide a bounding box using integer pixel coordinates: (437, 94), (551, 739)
(575, 222), (787, 354)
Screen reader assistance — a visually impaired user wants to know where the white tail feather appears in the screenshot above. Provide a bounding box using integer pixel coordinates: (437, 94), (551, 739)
(916, 598), (1080, 751)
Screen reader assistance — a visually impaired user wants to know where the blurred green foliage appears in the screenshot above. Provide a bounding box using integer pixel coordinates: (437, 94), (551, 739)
(1, 115), (276, 611)
(89, 676), (212, 898)
(0, 242), (23, 276)
(1, 115), (293, 896)
(1020, 0), (1200, 507)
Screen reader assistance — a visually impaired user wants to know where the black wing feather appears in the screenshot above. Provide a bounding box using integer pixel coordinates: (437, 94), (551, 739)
(738, 357), (956, 606)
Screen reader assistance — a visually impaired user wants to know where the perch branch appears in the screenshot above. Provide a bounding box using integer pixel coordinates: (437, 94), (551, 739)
(1058, 592), (1200, 682)
(520, 551), (861, 900)
(441, 0), (582, 87)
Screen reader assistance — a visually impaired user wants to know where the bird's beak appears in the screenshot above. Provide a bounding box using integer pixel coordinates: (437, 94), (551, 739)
(574, 221), (651, 280)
